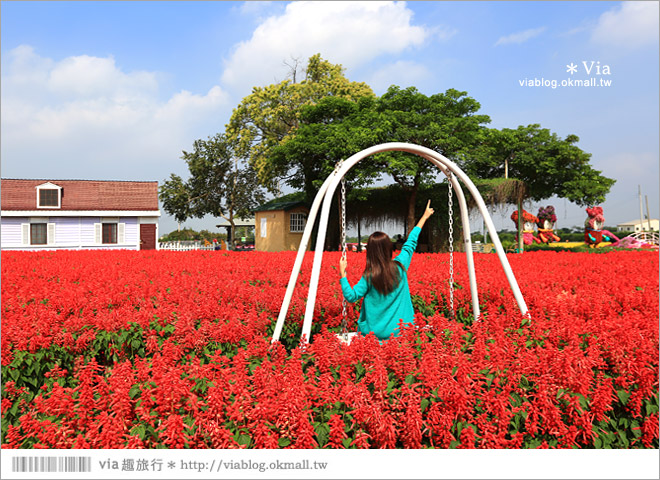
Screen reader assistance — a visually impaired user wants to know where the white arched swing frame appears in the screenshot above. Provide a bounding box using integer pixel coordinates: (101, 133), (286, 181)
(271, 142), (528, 344)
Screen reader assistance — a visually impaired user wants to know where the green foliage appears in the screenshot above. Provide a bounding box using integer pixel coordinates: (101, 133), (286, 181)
(159, 228), (227, 243)
(225, 54), (374, 193)
(464, 125), (615, 206)
(159, 133), (266, 245)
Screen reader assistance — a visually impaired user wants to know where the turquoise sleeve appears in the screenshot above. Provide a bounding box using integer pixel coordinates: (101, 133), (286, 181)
(395, 226), (421, 269)
(340, 276), (369, 303)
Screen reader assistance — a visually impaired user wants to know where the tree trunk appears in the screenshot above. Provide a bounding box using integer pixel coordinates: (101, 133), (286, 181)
(517, 200), (523, 253)
(229, 212), (236, 249)
(406, 186), (418, 235)
(357, 210), (362, 252)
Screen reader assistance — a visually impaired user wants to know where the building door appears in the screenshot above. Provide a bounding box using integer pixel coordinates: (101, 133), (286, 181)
(140, 224), (156, 250)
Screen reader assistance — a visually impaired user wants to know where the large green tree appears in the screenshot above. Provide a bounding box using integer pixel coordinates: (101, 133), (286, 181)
(367, 86), (491, 233)
(225, 54), (374, 192)
(463, 125), (615, 250)
(464, 125), (615, 205)
(159, 134), (266, 247)
(272, 86), (491, 234)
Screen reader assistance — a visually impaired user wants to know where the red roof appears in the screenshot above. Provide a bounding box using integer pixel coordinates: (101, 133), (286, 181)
(1, 179), (159, 211)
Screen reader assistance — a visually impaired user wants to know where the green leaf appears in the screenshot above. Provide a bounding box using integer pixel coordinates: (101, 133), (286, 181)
(236, 433), (251, 446)
(130, 424), (146, 440)
(278, 437), (292, 448)
(129, 385), (141, 399)
(593, 436), (602, 448)
(314, 422), (329, 447)
(616, 390), (630, 405)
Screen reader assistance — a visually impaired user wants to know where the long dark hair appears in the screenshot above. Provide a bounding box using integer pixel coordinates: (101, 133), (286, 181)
(364, 231), (403, 295)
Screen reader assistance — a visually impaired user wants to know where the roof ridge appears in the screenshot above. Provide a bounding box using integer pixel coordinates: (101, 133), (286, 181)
(1, 178), (158, 183)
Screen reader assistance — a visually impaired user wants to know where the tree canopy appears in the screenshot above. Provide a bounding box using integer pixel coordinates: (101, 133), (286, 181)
(159, 134), (265, 245)
(463, 125), (615, 206)
(269, 85), (491, 233)
(225, 54), (374, 192)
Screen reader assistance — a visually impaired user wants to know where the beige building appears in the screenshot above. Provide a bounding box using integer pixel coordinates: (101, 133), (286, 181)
(617, 218), (659, 233)
(255, 198), (311, 252)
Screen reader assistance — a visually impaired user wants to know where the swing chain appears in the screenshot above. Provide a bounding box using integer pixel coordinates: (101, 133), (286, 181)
(340, 175), (348, 336)
(447, 173), (454, 318)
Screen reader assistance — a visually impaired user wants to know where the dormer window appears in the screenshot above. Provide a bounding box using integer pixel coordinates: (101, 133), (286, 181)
(36, 183), (62, 209)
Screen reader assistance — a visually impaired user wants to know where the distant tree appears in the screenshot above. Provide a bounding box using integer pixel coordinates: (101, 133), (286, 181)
(159, 134), (266, 247)
(159, 228), (226, 243)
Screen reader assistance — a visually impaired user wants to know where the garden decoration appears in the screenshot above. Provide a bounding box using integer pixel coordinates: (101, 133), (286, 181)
(584, 206), (619, 247)
(612, 235), (658, 249)
(271, 142), (530, 345)
(510, 209), (540, 245)
(536, 206), (561, 243)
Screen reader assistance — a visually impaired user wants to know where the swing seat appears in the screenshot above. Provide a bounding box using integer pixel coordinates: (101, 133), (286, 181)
(336, 331), (358, 345)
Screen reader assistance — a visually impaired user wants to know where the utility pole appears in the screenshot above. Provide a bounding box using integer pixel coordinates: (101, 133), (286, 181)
(639, 185), (644, 233)
(645, 195), (652, 231)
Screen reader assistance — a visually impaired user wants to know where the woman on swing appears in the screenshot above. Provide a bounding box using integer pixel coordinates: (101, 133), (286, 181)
(339, 200), (435, 340)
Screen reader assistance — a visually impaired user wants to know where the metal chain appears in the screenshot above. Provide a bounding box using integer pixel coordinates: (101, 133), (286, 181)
(340, 175), (349, 336)
(447, 174), (454, 318)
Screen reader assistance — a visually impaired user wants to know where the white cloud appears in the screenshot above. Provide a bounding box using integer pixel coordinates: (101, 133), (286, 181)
(1, 46), (230, 181)
(591, 1), (659, 48)
(494, 27), (546, 46)
(221, 1), (431, 94)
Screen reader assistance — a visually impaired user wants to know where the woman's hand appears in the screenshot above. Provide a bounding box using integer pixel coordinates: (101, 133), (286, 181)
(416, 200), (434, 229)
(339, 257), (347, 278)
(423, 199), (434, 219)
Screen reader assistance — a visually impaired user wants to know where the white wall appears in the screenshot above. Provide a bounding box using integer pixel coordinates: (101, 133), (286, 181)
(0, 215), (142, 250)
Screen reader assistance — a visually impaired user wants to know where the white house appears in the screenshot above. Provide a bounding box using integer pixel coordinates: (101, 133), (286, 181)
(1, 179), (160, 250)
(616, 218), (659, 233)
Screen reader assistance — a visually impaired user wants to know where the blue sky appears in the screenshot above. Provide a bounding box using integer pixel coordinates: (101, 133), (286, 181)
(1, 1), (658, 235)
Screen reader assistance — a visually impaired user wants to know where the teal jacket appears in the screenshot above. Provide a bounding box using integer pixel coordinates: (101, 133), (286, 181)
(340, 226), (421, 339)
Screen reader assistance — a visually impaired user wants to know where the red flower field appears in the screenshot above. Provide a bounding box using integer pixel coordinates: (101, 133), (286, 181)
(1, 249), (658, 449)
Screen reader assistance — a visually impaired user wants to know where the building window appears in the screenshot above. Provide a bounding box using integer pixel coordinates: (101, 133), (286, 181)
(290, 212), (306, 233)
(36, 183), (62, 209)
(39, 189), (59, 207)
(102, 223), (118, 244)
(30, 223), (47, 245)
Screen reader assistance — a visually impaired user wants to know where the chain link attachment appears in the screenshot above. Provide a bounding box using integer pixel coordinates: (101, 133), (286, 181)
(447, 173), (454, 318)
(340, 174), (349, 338)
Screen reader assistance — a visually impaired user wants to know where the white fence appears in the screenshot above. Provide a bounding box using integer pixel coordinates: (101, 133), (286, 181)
(158, 241), (217, 251)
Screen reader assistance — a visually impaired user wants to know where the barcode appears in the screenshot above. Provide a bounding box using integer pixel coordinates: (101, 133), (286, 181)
(11, 456), (92, 473)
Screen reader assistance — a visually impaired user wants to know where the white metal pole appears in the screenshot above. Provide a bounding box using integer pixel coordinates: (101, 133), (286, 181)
(424, 158), (480, 321)
(271, 171), (335, 342)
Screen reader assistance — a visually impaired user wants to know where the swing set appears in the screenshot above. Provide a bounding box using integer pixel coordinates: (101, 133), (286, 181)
(271, 143), (529, 345)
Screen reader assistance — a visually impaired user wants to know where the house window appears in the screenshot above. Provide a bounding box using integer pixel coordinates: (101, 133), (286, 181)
(36, 183), (62, 209)
(30, 223), (47, 245)
(290, 212), (306, 233)
(39, 189), (59, 207)
(102, 223), (118, 244)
